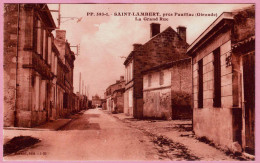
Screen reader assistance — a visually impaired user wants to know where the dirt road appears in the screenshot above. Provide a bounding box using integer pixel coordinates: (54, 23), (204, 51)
(4, 108), (158, 161)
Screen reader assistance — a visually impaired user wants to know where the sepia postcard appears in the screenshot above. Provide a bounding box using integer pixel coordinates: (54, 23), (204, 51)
(1, 1), (257, 162)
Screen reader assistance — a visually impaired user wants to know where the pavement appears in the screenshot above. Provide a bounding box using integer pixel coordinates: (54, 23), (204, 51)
(111, 112), (245, 161)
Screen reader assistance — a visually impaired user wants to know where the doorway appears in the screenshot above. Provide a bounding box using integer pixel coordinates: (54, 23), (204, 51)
(242, 53), (255, 155)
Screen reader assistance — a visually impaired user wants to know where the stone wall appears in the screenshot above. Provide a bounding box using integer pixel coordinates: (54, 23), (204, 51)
(171, 58), (192, 119)
(4, 4), (19, 127)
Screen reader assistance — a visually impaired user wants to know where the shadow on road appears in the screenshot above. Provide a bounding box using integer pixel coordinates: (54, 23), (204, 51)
(59, 113), (101, 131)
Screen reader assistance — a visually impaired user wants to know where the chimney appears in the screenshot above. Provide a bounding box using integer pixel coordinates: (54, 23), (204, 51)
(120, 76), (124, 81)
(133, 43), (142, 51)
(54, 30), (67, 64)
(56, 30), (66, 41)
(177, 26), (186, 42)
(150, 23), (160, 38)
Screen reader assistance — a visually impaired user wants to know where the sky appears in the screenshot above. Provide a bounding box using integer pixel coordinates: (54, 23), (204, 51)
(48, 3), (252, 99)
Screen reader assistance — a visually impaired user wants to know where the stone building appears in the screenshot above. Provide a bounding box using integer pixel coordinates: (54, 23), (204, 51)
(187, 6), (255, 154)
(142, 58), (192, 120)
(55, 50), (67, 118)
(54, 30), (76, 117)
(105, 76), (125, 113)
(4, 4), (57, 127)
(124, 23), (189, 118)
(92, 95), (102, 107)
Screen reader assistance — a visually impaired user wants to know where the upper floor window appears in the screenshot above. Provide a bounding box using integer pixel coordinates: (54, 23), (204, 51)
(148, 74), (152, 87)
(125, 61), (133, 83)
(159, 71), (164, 85)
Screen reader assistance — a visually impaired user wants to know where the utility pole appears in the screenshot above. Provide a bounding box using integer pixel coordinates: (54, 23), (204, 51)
(79, 72), (81, 95)
(82, 80), (84, 95)
(58, 4), (61, 29)
(85, 85), (87, 96)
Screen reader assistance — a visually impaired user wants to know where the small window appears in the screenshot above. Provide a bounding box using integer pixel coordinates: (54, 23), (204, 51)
(159, 71), (164, 85)
(198, 59), (203, 108)
(213, 48), (221, 107)
(148, 74), (152, 87)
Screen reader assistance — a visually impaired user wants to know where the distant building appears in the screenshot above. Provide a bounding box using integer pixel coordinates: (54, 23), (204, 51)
(124, 23), (189, 118)
(187, 6), (255, 154)
(142, 58), (192, 120)
(92, 95), (102, 107)
(54, 30), (76, 116)
(105, 76), (125, 113)
(4, 4), (57, 127)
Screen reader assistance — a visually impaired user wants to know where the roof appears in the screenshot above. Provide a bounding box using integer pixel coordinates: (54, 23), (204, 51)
(232, 35), (255, 49)
(124, 26), (183, 65)
(39, 4), (56, 29)
(187, 12), (233, 54)
(142, 57), (191, 75)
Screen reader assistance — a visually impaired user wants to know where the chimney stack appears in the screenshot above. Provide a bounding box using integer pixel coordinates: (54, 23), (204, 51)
(54, 30), (67, 64)
(56, 30), (66, 41)
(150, 23), (160, 38)
(177, 26), (186, 42)
(133, 43), (142, 51)
(120, 76), (124, 81)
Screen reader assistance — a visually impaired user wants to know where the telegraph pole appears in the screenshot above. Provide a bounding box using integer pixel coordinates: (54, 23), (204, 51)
(58, 4), (61, 29)
(79, 72), (81, 95)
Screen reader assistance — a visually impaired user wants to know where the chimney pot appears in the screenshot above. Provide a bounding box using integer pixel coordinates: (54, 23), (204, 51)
(150, 23), (160, 38)
(177, 26), (186, 42)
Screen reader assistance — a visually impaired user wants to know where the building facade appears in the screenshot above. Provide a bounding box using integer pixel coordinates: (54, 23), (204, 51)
(4, 4), (57, 127)
(142, 58), (192, 120)
(105, 76), (125, 113)
(187, 6), (255, 154)
(92, 95), (102, 107)
(54, 30), (76, 117)
(124, 23), (189, 118)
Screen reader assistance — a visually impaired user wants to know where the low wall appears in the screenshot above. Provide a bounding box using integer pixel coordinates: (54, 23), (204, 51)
(193, 107), (234, 149)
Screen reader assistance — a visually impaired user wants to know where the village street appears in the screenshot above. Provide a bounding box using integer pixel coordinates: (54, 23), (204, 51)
(4, 108), (158, 161)
(4, 108), (241, 161)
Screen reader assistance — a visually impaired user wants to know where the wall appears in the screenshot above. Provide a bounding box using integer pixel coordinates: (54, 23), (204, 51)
(4, 4), (19, 127)
(171, 59), (192, 119)
(192, 28), (237, 149)
(143, 69), (172, 119)
(4, 4), (54, 127)
(124, 87), (133, 116)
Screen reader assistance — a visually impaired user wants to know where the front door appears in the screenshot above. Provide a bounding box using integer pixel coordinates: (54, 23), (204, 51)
(242, 53), (255, 155)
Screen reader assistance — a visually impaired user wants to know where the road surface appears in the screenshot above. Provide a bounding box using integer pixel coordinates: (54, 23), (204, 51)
(4, 108), (159, 161)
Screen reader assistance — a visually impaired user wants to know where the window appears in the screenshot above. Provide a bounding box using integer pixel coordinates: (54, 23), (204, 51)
(48, 37), (52, 65)
(159, 71), (164, 85)
(148, 74), (152, 87)
(36, 20), (42, 55)
(63, 93), (68, 108)
(198, 59), (203, 108)
(43, 30), (46, 59)
(213, 48), (221, 107)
